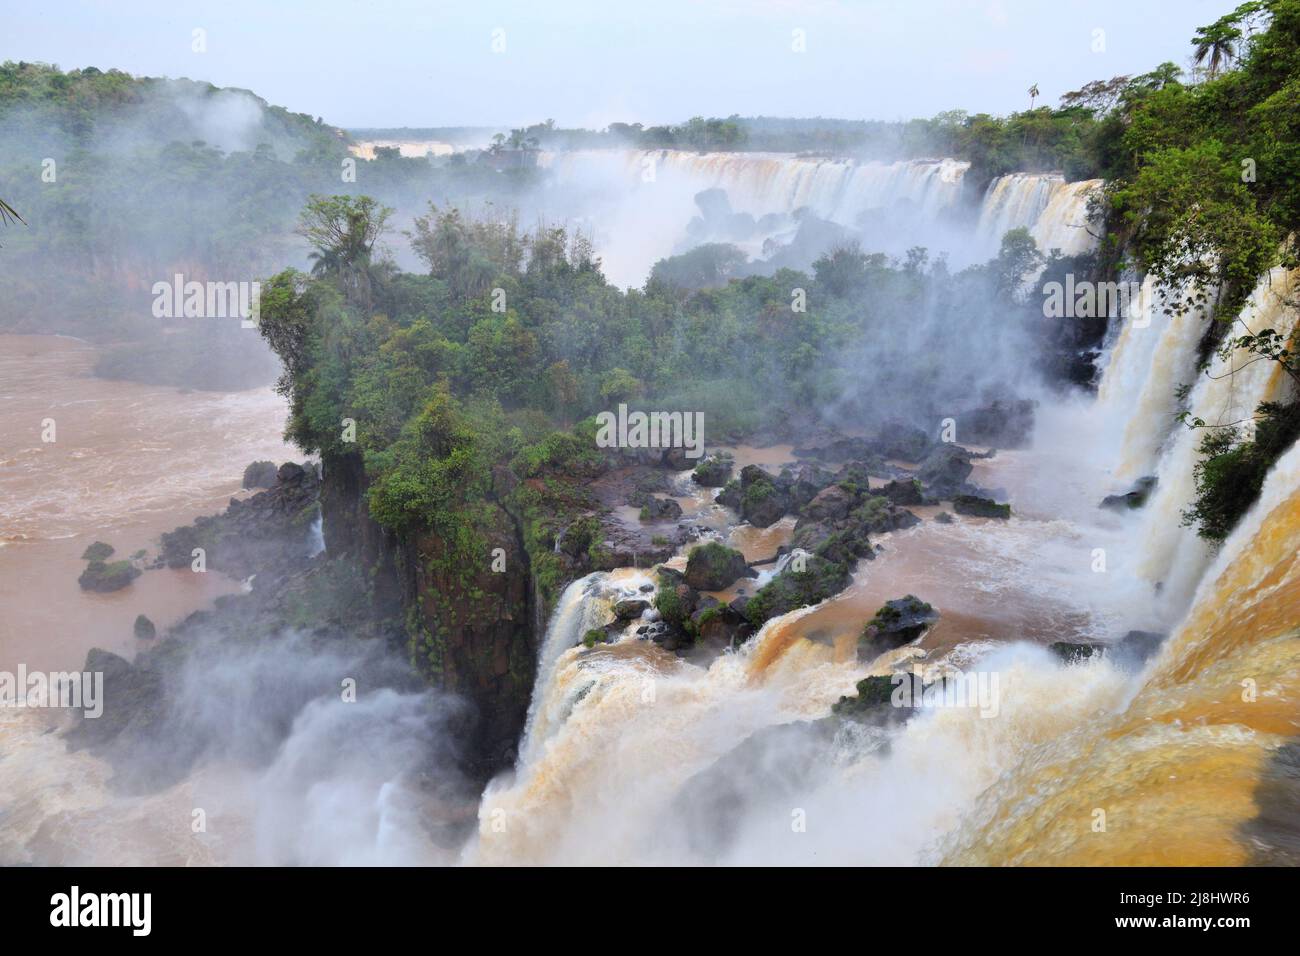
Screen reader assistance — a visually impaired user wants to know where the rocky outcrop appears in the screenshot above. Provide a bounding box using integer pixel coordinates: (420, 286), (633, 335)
(78, 558), (140, 592)
(958, 398), (1036, 448)
(917, 445), (974, 500)
(859, 595), (938, 659)
(1100, 476), (1157, 511)
(1049, 630), (1165, 670)
(953, 494), (1012, 519)
(683, 541), (750, 591)
(160, 461), (321, 584)
(242, 460), (279, 489)
(743, 555), (852, 626)
(692, 454), (734, 487)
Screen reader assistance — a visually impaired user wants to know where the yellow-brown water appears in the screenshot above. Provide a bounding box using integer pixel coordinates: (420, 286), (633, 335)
(0, 333), (295, 865)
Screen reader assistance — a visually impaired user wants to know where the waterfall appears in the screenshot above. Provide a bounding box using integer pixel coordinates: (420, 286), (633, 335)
(1094, 276), (1213, 482)
(518, 569), (655, 764)
(944, 436), (1300, 865)
(540, 149), (969, 224)
(975, 173), (1102, 258)
(307, 514), (325, 557)
(1129, 266), (1299, 618)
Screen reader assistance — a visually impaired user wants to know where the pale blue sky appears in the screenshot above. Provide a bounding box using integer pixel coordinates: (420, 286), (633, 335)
(6, 0), (1232, 128)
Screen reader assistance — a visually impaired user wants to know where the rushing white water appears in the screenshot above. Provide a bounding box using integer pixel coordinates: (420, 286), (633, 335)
(540, 150), (1102, 285)
(539, 149), (972, 285)
(976, 173), (1103, 258)
(541, 149), (969, 224)
(1094, 276), (1213, 482)
(1128, 266), (1299, 618)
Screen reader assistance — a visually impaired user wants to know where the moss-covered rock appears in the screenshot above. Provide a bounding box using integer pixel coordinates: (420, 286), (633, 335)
(78, 559), (141, 592)
(81, 541), (115, 562)
(133, 614), (157, 640)
(684, 541), (749, 591)
(744, 555), (851, 626)
(952, 494), (1011, 519)
(860, 595), (937, 658)
(692, 454), (734, 487)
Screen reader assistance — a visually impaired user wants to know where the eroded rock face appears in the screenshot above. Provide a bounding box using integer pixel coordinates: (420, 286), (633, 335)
(242, 460), (279, 489)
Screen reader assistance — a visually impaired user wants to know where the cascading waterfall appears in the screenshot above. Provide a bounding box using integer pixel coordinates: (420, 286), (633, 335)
(540, 149), (969, 224)
(1130, 266), (1299, 619)
(1094, 276), (1213, 482)
(975, 172), (1103, 258)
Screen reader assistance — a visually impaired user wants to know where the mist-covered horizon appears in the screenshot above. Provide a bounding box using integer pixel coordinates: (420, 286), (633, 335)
(8, 0), (1229, 129)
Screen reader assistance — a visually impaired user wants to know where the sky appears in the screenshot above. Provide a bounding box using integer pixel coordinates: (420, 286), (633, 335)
(6, 0), (1232, 129)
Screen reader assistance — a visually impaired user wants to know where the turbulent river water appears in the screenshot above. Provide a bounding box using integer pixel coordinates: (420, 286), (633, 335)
(0, 333), (296, 864)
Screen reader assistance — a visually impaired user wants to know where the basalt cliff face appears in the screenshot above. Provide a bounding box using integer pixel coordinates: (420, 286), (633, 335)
(317, 452), (536, 776)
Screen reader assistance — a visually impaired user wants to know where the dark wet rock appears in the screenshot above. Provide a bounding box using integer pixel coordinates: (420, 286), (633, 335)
(692, 454), (734, 487)
(1049, 630), (1166, 670)
(876, 421), (931, 462)
(935, 511), (954, 524)
(958, 398), (1036, 448)
(716, 478), (743, 510)
(663, 447), (700, 470)
(696, 601), (753, 646)
(780, 462), (836, 510)
(684, 541), (750, 591)
(853, 495), (922, 534)
(78, 559), (141, 592)
(802, 484), (855, 522)
(833, 675), (898, 719)
(638, 496), (683, 522)
(64, 648), (164, 752)
(613, 598), (650, 620)
(743, 555), (852, 626)
(793, 434), (877, 464)
(133, 614), (156, 640)
(859, 595), (938, 659)
(159, 461), (321, 584)
(242, 460), (279, 489)
(1101, 476), (1157, 511)
(737, 465), (793, 527)
(952, 494), (1011, 519)
(879, 478), (924, 506)
(917, 444), (974, 499)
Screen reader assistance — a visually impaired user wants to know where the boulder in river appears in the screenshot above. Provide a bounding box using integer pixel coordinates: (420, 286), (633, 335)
(684, 541), (750, 591)
(78, 559), (140, 592)
(1100, 476), (1157, 511)
(859, 595), (938, 659)
(952, 494), (1011, 519)
(692, 454), (734, 487)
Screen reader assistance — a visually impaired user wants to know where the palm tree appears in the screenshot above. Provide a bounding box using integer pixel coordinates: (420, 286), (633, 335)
(0, 197), (24, 225)
(1192, 21), (1241, 77)
(1028, 83), (1040, 109)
